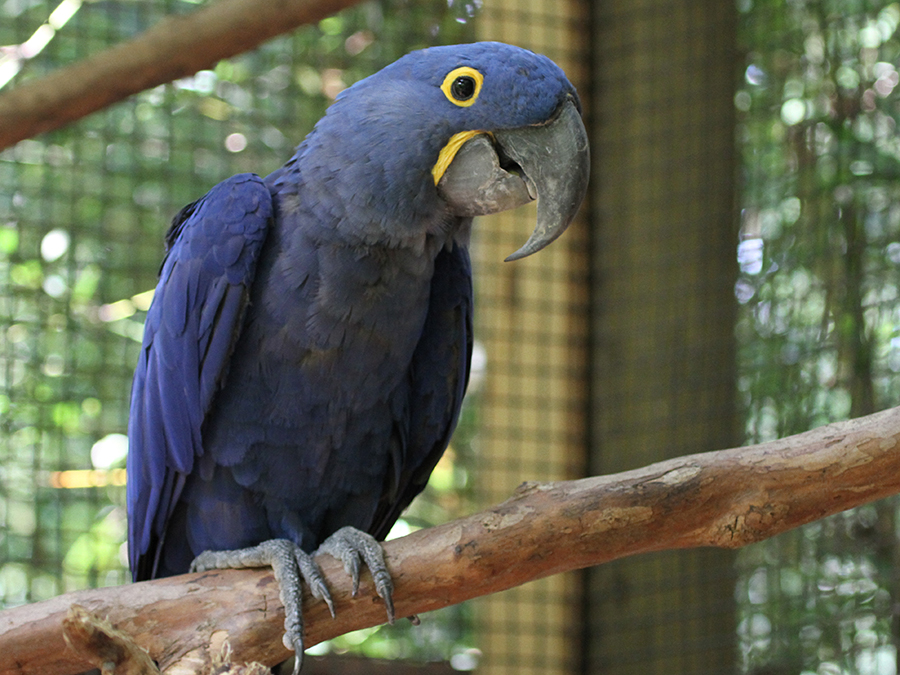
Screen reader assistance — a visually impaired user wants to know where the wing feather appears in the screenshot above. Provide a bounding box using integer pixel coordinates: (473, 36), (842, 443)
(127, 173), (272, 581)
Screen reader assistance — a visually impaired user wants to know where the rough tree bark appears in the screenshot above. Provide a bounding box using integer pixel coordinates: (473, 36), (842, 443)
(1, 405), (899, 675)
(0, 0), (364, 150)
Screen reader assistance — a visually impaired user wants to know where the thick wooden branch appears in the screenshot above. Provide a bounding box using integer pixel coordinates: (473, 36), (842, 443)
(2, 405), (900, 675)
(0, 0), (363, 151)
(61, 605), (160, 675)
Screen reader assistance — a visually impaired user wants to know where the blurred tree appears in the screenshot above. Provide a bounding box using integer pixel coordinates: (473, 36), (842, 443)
(735, 1), (900, 673)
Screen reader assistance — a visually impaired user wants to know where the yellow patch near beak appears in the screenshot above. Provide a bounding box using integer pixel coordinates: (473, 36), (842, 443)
(431, 130), (492, 185)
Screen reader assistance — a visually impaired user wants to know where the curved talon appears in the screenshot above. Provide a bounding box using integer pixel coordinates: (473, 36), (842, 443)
(372, 568), (395, 624)
(345, 551), (362, 597)
(295, 548), (335, 618)
(287, 635), (304, 675)
(317, 526), (396, 623)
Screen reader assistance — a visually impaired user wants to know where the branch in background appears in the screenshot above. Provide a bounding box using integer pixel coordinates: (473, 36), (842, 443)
(2, 405), (900, 675)
(0, 0), (363, 151)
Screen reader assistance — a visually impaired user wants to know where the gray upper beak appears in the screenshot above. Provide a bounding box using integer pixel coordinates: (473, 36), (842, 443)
(495, 98), (590, 261)
(436, 97), (590, 261)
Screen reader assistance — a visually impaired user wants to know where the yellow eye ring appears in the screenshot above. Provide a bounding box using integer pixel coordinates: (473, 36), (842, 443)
(441, 67), (484, 107)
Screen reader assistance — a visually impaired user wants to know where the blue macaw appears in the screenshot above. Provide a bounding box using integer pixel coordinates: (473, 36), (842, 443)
(127, 41), (588, 668)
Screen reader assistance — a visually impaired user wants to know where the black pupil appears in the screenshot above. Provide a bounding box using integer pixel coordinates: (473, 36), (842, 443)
(451, 76), (476, 101)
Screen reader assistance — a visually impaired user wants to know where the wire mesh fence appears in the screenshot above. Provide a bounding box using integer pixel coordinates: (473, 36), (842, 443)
(583, 1), (739, 673)
(467, 2), (590, 674)
(3, 0), (900, 673)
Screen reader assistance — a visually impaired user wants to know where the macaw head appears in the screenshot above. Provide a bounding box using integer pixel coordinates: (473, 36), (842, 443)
(292, 41), (590, 260)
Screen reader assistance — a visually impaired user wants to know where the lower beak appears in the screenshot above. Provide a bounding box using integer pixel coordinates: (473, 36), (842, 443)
(436, 98), (590, 261)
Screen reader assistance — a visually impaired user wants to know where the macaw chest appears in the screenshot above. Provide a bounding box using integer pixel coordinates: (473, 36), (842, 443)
(198, 243), (439, 494)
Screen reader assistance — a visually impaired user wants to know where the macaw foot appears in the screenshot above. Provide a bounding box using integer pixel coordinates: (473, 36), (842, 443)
(190, 539), (333, 675)
(189, 530), (395, 673)
(316, 526), (395, 624)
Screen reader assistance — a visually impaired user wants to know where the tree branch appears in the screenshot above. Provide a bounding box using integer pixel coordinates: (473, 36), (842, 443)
(2, 405), (900, 675)
(61, 605), (160, 675)
(0, 0), (363, 151)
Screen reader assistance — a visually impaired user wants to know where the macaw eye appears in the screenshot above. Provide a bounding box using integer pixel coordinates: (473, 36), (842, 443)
(441, 67), (484, 107)
(451, 76), (476, 101)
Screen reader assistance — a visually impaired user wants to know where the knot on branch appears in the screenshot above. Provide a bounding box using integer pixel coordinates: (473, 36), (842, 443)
(62, 604), (159, 675)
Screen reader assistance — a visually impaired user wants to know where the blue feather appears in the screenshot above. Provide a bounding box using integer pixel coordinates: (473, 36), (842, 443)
(127, 174), (272, 579)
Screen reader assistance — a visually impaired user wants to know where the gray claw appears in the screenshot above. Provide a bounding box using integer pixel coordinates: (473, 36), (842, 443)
(317, 526), (395, 624)
(295, 547), (334, 618)
(190, 538), (334, 673)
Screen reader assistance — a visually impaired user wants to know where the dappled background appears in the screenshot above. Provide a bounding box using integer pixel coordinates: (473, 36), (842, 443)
(1, 0), (900, 674)
(736, 2), (900, 673)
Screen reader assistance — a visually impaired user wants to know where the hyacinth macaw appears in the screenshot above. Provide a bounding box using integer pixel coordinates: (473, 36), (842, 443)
(127, 41), (589, 668)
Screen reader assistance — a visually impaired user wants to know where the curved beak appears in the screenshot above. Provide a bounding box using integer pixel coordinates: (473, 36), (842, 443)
(495, 98), (590, 261)
(436, 98), (590, 261)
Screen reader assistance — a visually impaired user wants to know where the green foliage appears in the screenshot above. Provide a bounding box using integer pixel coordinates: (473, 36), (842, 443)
(736, 1), (900, 672)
